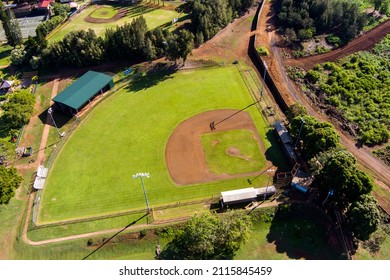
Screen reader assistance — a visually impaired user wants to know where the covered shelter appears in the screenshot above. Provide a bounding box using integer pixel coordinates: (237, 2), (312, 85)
(52, 71), (114, 115)
(221, 187), (258, 206)
(33, 165), (48, 190)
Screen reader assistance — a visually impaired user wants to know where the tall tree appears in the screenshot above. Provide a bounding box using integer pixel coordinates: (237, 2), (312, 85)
(290, 115), (339, 159)
(347, 194), (381, 241)
(0, 166), (22, 205)
(0, 4), (22, 47)
(160, 211), (252, 260)
(176, 29), (195, 65)
(314, 150), (373, 208)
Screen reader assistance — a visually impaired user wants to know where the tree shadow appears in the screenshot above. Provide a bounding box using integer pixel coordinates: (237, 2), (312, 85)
(82, 212), (149, 260)
(0, 115), (10, 138)
(266, 203), (344, 259)
(265, 129), (290, 172)
(125, 63), (177, 92)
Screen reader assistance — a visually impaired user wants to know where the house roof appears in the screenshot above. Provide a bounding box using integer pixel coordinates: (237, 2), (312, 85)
(37, 0), (51, 9)
(0, 80), (13, 89)
(52, 71), (113, 110)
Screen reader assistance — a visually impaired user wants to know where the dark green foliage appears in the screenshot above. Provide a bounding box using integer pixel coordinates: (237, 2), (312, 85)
(42, 29), (105, 68)
(189, 0), (254, 43)
(0, 166), (22, 205)
(160, 211), (252, 260)
(302, 36), (390, 146)
(347, 194), (381, 241)
(36, 3), (69, 37)
(0, 3), (22, 47)
(286, 103), (307, 122)
(314, 150), (373, 208)
(276, 0), (367, 43)
(36, 15), (65, 37)
(326, 34), (341, 47)
(373, 146), (390, 166)
(305, 69), (320, 83)
(290, 115), (340, 159)
(1, 91), (35, 129)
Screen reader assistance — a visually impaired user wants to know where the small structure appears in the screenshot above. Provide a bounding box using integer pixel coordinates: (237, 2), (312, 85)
(220, 186), (276, 208)
(0, 80), (14, 93)
(274, 121), (298, 166)
(22, 146), (33, 157)
(291, 170), (313, 194)
(36, 0), (52, 11)
(52, 71), (114, 115)
(33, 165), (48, 190)
(69, 2), (78, 11)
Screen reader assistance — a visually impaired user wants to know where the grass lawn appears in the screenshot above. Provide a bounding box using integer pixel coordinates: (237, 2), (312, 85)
(90, 6), (118, 19)
(48, 3), (181, 43)
(0, 44), (11, 67)
(38, 65), (277, 224)
(201, 129), (266, 175)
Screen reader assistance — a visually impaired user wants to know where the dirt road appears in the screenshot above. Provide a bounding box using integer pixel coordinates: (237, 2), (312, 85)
(285, 20), (390, 70)
(254, 2), (390, 213)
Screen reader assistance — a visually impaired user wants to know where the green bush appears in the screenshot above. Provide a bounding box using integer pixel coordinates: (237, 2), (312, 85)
(326, 34), (341, 47)
(256, 46), (269, 56)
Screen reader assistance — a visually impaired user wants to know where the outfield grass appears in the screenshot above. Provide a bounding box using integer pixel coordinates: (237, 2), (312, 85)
(201, 129), (266, 175)
(48, 3), (181, 43)
(38, 65), (275, 224)
(90, 6), (118, 19)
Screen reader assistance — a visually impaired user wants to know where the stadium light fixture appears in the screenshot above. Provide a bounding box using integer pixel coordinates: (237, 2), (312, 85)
(47, 107), (63, 137)
(133, 172), (150, 213)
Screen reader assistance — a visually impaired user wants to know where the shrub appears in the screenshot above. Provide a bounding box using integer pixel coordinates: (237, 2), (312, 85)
(256, 46), (269, 56)
(326, 34), (341, 47)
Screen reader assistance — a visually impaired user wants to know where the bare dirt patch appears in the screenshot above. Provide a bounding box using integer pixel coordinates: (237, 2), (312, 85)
(165, 109), (268, 185)
(226, 147), (251, 161)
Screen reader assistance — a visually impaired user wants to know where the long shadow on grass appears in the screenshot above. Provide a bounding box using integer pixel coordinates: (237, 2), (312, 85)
(265, 130), (290, 172)
(266, 203), (344, 260)
(38, 108), (73, 129)
(125, 63), (177, 92)
(82, 212), (148, 260)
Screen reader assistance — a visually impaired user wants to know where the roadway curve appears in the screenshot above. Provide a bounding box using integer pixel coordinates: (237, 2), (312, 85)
(255, 1), (390, 212)
(285, 20), (390, 70)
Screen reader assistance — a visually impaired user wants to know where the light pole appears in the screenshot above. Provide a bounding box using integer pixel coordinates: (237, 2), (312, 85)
(260, 61), (268, 101)
(47, 107), (62, 137)
(133, 172), (150, 213)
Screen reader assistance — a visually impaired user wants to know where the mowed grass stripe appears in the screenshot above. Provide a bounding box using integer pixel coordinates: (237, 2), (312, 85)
(202, 129), (266, 175)
(39, 66), (273, 223)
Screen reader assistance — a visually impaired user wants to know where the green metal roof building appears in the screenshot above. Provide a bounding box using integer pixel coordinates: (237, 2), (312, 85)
(52, 71), (114, 115)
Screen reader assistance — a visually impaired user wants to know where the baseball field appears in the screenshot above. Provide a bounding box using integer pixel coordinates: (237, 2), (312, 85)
(38, 65), (276, 224)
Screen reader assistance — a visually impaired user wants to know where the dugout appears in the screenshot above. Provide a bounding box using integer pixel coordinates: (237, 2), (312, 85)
(52, 71), (114, 115)
(220, 186), (276, 209)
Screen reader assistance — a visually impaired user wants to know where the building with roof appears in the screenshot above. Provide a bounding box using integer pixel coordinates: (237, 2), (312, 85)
(220, 186), (276, 208)
(52, 71), (114, 115)
(274, 121), (298, 166)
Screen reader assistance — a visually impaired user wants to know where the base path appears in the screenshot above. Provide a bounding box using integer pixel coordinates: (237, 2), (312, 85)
(165, 109), (267, 185)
